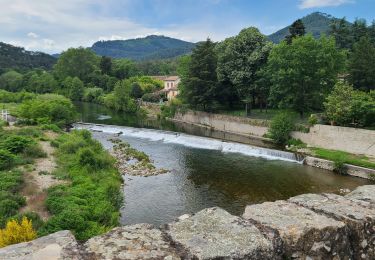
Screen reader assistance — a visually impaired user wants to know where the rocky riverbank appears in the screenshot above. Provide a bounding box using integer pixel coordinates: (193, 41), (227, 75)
(109, 138), (169, 177)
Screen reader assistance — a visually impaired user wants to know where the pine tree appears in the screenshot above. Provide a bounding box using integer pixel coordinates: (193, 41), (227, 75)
(285, 19), (306, 44)
(349, 36), (375, 91)
(180, 38), (218, 111)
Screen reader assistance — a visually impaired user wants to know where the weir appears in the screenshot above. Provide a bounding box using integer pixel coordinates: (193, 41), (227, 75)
(74, 123), (304, 163)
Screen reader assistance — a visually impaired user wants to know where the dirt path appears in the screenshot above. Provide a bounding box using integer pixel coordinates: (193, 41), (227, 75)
(20, 133), (65, 220)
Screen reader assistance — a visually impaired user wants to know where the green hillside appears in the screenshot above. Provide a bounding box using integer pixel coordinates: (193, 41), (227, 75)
(268, 12), (343, 43)
(0, 42), (56, 73)
(91, 35), (196, 60)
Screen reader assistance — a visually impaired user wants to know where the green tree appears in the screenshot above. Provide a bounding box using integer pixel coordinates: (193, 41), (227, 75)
(268, 35), (346, 117)
(53, 48), (99, 82)
(217, 28), (272, 115)
(130, 83), (143, 99)
(69, 77), (84, 101)
(180, 38), (218, 110)
(112, 59), (138, 79)
(330, 17), (353, 49)
(348, 36), (375, 91)
(352, 19), (369, 43)
(103, 80), (137, 112)
(0, 71), (23, 92)
(36, 73), (58, 94)
(100, 56), (112, 75)
(285, 19), (306, 44)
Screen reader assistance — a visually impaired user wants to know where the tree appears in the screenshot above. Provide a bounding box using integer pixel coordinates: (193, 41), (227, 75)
(0, 71), (23, 92)
(36, 72), (58, 94)
(330, 17), (353, 49)
(285, 19), (306, 44)
(53, 48), (99, 82)
(217, 28), (272, 115)
(103, 80), (137, 112)
(268, 35), (346, 117)
(130, 83), (143, 99)
(69, 77), (84, 101)
(324, 82), (375, 127)
(100, 56), (112, 75)
(352, 19), (369, 43)
(180, 38), (218, 111)
(348, 36), (375, 91)
(112, 59), (138, 79)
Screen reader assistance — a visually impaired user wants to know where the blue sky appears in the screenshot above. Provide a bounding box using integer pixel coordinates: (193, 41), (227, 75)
(1, 0), (374, 53)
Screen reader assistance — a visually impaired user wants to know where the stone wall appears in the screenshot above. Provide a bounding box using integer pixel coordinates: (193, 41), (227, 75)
(172, 111), (375, 157)
(1, 185), (375, 259)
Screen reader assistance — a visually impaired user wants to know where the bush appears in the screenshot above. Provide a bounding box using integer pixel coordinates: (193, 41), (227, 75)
(268, 112), (296, 145)
(0, 150), (16, 170)
(308, 114), (318, 126)
(160, 98), (183, 118)
(0, 135), (34, 154)
(18, 94), (77, 126)
(0, 217), (37, 248)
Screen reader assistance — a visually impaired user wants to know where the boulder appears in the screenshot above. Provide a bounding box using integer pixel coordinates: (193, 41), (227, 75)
(243, 200), (351, 259)
(289, 193), (375, 259)
(0, 230), (80, 260)
(345, 185), (375, 206)
(81, 224), (180, 260)
(166, 207), (277, 259)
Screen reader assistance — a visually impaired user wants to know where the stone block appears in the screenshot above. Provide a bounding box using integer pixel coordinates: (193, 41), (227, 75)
(0, 230), (80, 260)
(243, 201), (351, 259)
(82, 224), (180, 260)
(289, 193), (375, 259)
(166, 207), (277, 259)
(345, 185), (375, 205)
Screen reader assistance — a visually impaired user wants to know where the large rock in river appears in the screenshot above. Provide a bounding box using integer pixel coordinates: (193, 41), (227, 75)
(243, 200), (351, 259)
(345, 185), (375, 206)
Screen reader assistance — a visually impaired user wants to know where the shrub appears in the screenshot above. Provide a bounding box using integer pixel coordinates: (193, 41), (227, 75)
(160, 98), (183, 118)
(308, 114), (319, 126)
(0, 135), (34, 154)
(268, 112), (296, 145)
(333, 159), (348, 175)
(0, 150), (16, 170)
(0, 217), (37, 248)
(23, 144), (47, 159)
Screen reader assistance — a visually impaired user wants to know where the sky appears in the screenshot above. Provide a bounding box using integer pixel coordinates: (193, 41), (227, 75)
(0, 0), (374, 54)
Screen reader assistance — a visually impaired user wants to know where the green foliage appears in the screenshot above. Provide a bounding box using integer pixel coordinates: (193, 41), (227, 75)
(324, 82), (375, 127)
(0, 135), (34, 154)
(18, 94), (77, 126)
(53, 47), (99, 82)
(285, 19), (306, 44)
(312, 148), (375, 170)
(42, 130), (122, 240)
(0, 150), (16, 170)
(130, 83), (143, 99)
(268, 35), (346, 117)
(217, 28), (272, 114)
(100, 56), (112, 75)
(308, 114), (319, 126)
(142, 92), (165, 103)
(180, 38), (218, 110)
(0, 71), (23, 92)
(26, 72), (58, 94)
(160, 98), (183, 118)
(0, 42), (55, 74)
(268, 112), (296, 145)
(91, 35), (195, 60)
(348, 36), (375, 91)
(83, 87), (104, 103)
(103, 81), (138, 113)
(0, 90), (35, 103)
(68, 77), (84, 101)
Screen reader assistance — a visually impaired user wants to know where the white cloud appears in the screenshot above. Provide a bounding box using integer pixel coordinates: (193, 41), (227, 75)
(299, 0), (354, 9)
(27, 32), (39, 38)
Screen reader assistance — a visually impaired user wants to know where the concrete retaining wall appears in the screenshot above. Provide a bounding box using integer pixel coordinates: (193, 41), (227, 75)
(2, 185), (375, 259)
(173, 111), (375, 157)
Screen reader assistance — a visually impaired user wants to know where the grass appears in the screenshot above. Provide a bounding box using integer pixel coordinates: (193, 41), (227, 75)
(219, 108), (309, 124)
(0, 103), (20, 116)
(312, 148), (375, 170)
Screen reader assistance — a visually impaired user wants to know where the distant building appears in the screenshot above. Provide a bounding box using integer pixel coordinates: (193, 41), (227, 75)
(151, 76), (180, 101)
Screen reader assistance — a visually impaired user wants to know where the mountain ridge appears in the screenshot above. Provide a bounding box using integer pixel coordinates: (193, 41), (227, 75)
(90, 35), (196, 60)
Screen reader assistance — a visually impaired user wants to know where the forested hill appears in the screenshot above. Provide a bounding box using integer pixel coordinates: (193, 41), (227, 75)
(0, 42), (56, 73)
(91, 35), (196, 60)
(268, 12), (343, 43)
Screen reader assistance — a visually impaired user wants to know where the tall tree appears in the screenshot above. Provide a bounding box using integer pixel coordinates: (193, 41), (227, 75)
(69, 77), (85, 101)
(100, 56), (112, 75)
(53, 47), (99, 82)
(0, 71), (23, 92)
(268, 35), (346, 117)
(330, 17), (353, 49)
(217, 28), (272, 115)
(352, 19), (369, 43)
(349, 36), (375, 91)
(180, 38), (218, 111)
(285, 19), (306, 44)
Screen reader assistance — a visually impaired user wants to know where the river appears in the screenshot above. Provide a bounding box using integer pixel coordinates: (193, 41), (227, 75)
(75, 102), (372, 226)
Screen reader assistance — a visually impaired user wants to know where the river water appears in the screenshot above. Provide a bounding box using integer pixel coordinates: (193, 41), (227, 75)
(75, 102), (372, 226)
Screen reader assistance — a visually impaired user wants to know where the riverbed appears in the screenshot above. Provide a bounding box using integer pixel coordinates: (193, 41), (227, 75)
(75, 102), (372, 226)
